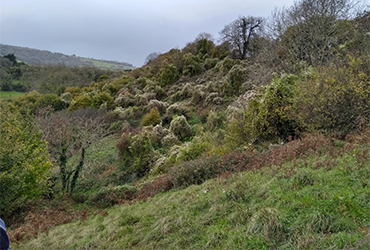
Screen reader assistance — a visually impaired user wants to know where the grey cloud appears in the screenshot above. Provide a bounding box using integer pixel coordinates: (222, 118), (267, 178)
(0, 0), (297, 67)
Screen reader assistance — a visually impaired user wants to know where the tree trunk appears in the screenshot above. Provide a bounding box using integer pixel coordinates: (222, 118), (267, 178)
(68, 147), (85, 196)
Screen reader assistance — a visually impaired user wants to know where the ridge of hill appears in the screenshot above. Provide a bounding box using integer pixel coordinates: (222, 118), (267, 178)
(0, 44), (135, 71)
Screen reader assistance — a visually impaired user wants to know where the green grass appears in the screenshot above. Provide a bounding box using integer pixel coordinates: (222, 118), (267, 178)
(80, 58), (135, 71)
(15, 145), (370, 249)
(0, 91), (25, 98)
(63, 135), (121, 195)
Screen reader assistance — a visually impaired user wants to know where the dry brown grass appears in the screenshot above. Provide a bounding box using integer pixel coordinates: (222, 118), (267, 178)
(8, 200), (89, 244)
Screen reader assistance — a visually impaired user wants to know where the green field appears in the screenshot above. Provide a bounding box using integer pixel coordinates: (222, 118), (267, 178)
(80, 58), (135, 71)
(0, 91), (25, 98)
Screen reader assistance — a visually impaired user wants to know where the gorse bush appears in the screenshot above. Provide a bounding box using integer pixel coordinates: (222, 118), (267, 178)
(141, 108), (161, 127)
(169, 115), (192, 140)
(183, 53), (204, 76)
(159, 63), (179, 86)
(117, 129), (160, 177)
(226, 73), (299, 146)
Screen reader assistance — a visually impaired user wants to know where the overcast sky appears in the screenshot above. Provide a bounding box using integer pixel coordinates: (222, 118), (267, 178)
(0, 0), (297, 67)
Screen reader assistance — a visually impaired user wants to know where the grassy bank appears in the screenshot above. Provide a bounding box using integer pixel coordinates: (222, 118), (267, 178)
(14, 138), (370, 249)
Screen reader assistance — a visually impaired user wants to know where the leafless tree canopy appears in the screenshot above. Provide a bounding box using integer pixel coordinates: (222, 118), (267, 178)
(269, 0), (361, 38)
(144, 52), (161, 65)
(267, 0), (363, 67)
(36, 107), (108, 194)
(219, 16), (264, 59)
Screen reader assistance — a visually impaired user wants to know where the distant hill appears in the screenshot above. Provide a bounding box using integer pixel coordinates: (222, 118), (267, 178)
(0, 44), (135, 71)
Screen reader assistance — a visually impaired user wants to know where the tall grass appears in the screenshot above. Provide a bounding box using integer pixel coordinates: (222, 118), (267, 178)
(14, 138), (370, 249)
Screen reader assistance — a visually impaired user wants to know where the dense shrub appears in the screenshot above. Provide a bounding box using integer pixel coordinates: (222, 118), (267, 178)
(204, 58), (219, 70)
(92, 92), (114, 108)
(175, 135), (210, 163)
(64, 86), (82, 98)
(142, 108), (161, 127)
(114, 89), (136, 106)
(206, 111), (224, 132)
(222, 64), (247, 96)
(213, 57), (234, 74)
(68, 95), (93, 111)
(89, 185), (137, 208)
(0, 102), (51, 216)
(159, 63), (180, 86)
(183, 53), (204, 76)
(35, 93), (65, 111)
(147, 99), (169, 114)
(171, 155), (220, 187)
(226, 73), (298, 146)
(292, 56), (370, 137)
(117, 129), (160, 177)
(169, 115), (192, 140)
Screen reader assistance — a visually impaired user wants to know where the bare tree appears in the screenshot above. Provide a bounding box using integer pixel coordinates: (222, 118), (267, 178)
(36, 108), (108, 196)
(219, 16), (264, 59)
(268, 0), (362, 67)
(144, 52), (160, 65)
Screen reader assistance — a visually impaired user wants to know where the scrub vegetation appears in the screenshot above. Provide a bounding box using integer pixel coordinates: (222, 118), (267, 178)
(1, 0), (370, 249)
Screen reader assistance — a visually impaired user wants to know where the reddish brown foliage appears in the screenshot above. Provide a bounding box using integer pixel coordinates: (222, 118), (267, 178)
(8, 202), (88, 244)
(136, 175), (174, 201)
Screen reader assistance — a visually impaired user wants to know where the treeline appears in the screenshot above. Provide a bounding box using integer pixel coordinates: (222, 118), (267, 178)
(0, 56), (117, 94)
(1, 0), (370, 227)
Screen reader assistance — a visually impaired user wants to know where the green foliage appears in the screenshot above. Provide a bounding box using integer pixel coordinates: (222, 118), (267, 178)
(172, 155), (219, 187)
(35, 93), (65, 111)
(226, 73), (298, 146)
(169, 115), (192, 140)
(213, 57), (234, 74)
(158, 63), (180, 86)
(204, 58), (219, 70)
(141, 108), (161, 127)
(117, 130), (159, 177)
(206, 111), (224, 132)
(222, 64), (247, 96)
(196, 38), (215, 56)
(0, 102), (51, 215)
(292, 56), (370, 137)
(68, 95), (93, 111)
(92, 92), (114, 108)
(97, 74), (110, 82)
(175, 135), (210, 164)
(183, 53), (204, 76)
(64, 87), (82, 98)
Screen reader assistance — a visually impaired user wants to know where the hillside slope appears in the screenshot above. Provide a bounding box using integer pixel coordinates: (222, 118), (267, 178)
(13, 134), (370, 249)
(0, 44), (135, 71)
